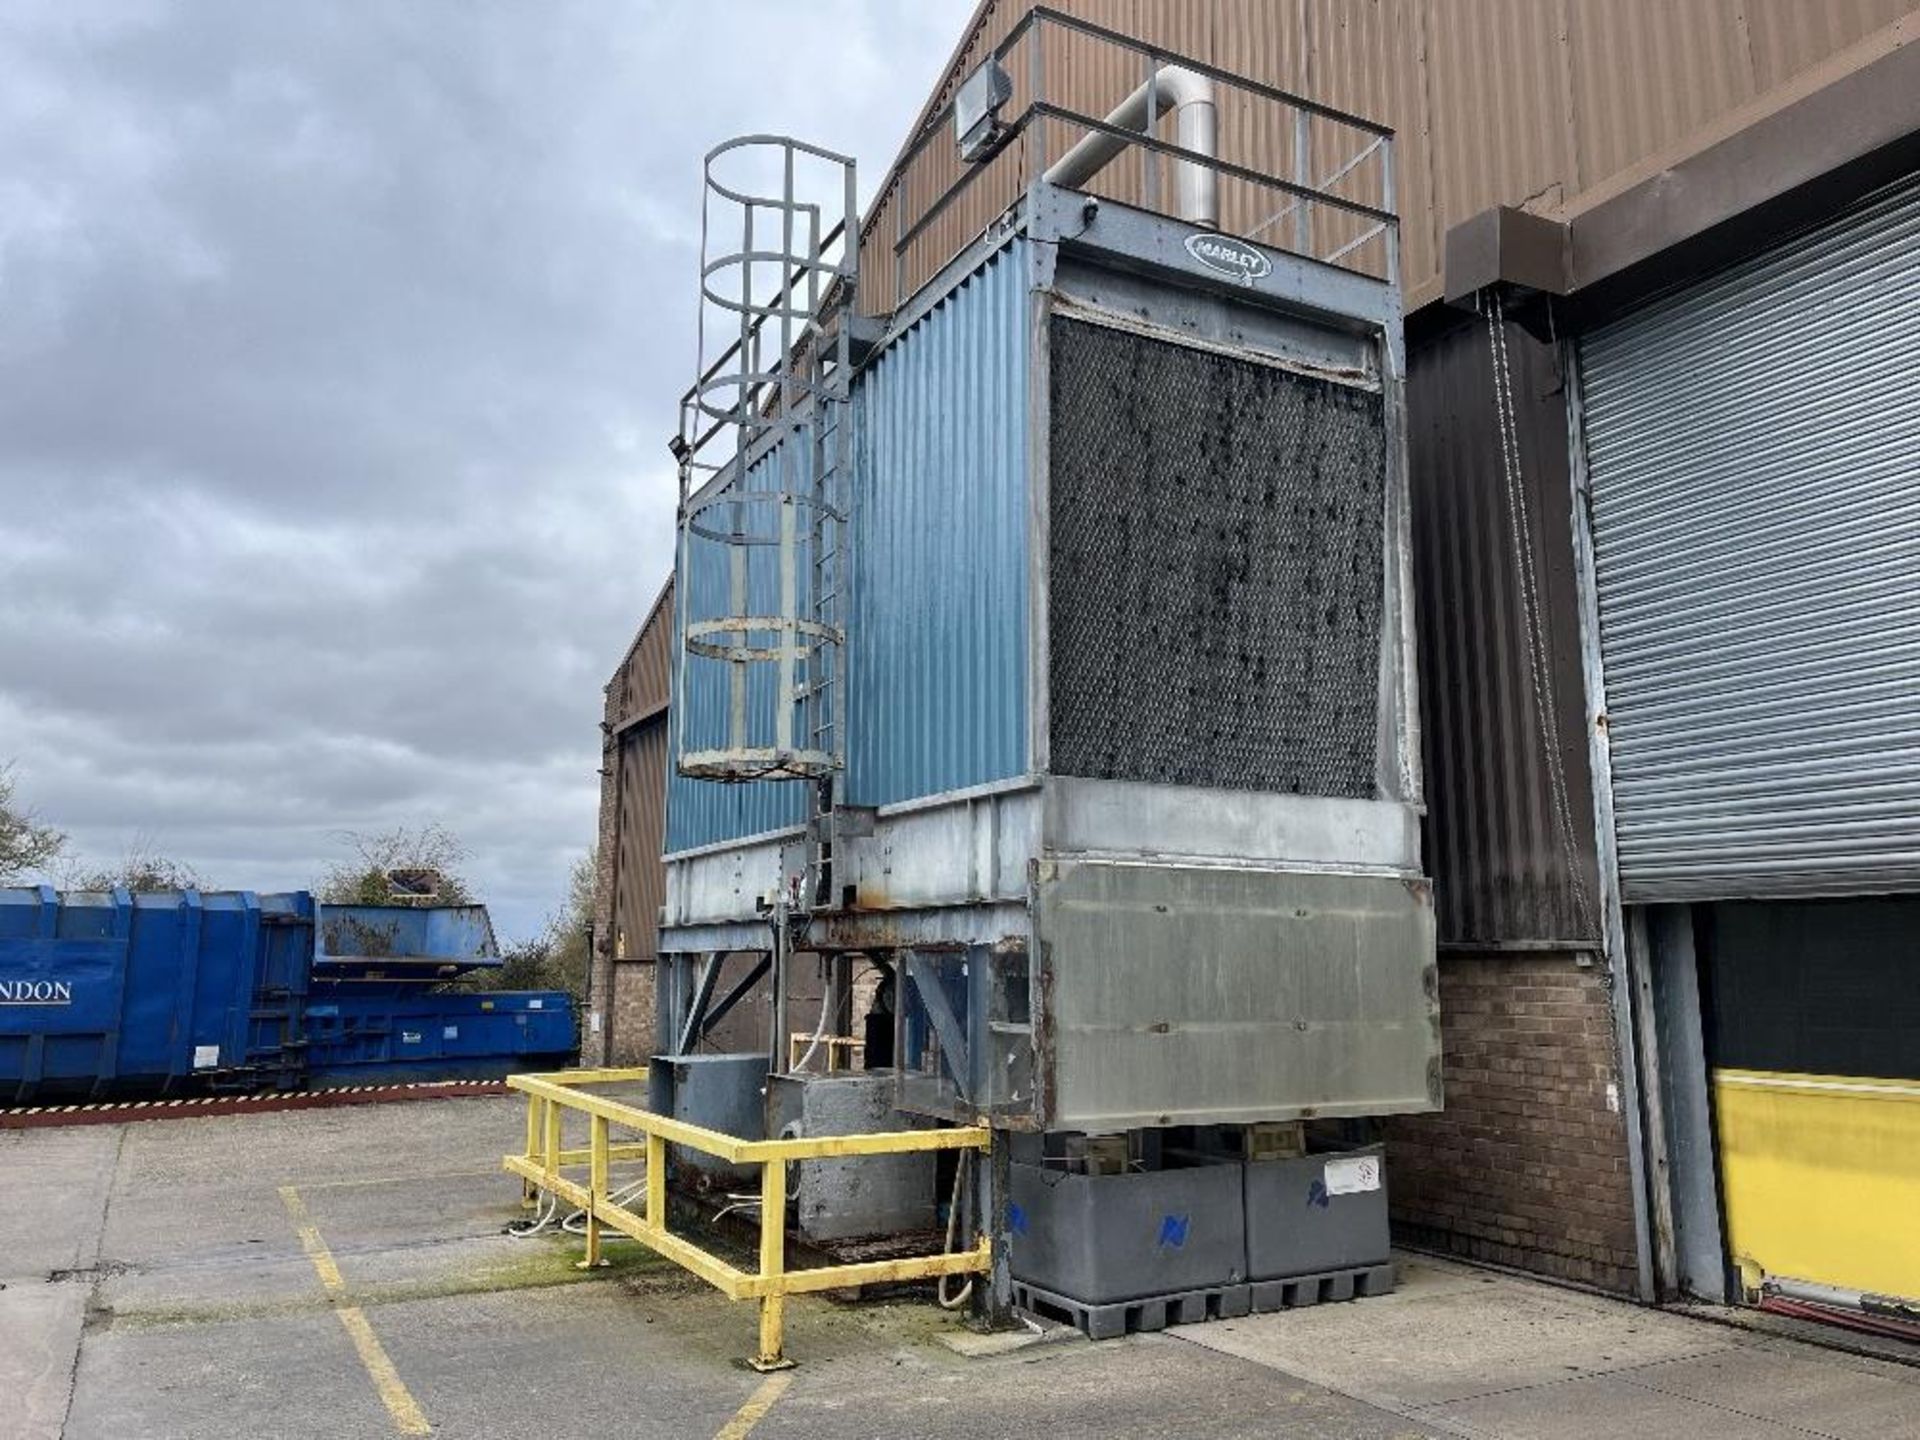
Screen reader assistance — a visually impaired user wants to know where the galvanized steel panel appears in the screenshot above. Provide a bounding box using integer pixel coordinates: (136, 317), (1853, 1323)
(846, 240), (1030, 806)
(1579, 172), (1920, 900)
(1035, 860), (1440, 1129)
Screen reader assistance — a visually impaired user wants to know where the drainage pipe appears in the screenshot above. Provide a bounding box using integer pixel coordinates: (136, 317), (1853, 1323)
(1043, 65), (1218, 227)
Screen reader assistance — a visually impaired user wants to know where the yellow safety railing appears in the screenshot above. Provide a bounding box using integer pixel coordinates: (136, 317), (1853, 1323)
(502, 1066), (991, 1369)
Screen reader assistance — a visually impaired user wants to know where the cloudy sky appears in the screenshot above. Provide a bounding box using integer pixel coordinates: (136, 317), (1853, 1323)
(0, 1), (974, 937)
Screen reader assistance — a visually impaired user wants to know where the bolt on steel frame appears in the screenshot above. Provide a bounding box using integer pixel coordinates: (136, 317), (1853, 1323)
(502, 1067), (991, 1369)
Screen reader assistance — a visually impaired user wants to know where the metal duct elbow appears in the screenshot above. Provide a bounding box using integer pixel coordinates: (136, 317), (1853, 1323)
(1043, 65), (1218, 227)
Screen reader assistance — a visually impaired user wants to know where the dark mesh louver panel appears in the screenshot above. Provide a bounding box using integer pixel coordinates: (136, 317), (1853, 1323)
(1047, 317), (1386, 797)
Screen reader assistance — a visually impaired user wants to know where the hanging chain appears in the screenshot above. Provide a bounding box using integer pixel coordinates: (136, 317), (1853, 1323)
(1484, 290), (1599, 940)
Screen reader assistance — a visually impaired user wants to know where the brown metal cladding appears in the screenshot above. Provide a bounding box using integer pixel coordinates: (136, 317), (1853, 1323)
(1564, 0), (1754, 192)
(1407, 315), (1600, 947)
(858, 0), (1920, 310)
(607, 577), (673, 728)
(610, 714), (667, 971)
(601, 578), (672, 995)
(1743, 0), (1915, 93)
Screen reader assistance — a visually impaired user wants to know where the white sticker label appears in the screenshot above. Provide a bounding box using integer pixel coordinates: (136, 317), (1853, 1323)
(589, 1012), (602, 1034)
(192, 1045), (220, 1069)
(442, 1025), (459, 1040)
(1324, 1155), (1382, 1196)
(401, 1030), (422, 1045)
(527, 998), (543, 1010)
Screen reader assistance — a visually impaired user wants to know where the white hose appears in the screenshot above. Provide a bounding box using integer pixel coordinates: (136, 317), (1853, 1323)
(936, 1147), (974, 1310)
(506, 1191), (561, 1238)
(711, 1191), (764, 1225)
(510, 1171), (649, 1241)
(792, 985), (835, 1072)
(560, 1176), (649, 1236)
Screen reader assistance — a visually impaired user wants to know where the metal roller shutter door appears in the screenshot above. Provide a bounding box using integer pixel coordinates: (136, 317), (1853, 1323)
(1579, 173), (1920, 902)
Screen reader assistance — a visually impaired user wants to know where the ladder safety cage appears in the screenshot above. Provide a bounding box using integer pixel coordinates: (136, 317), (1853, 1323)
(675, 136), (860, 788)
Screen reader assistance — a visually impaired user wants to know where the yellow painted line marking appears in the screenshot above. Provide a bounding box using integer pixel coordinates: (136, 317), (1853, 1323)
(297, 1166), (505, 1193)
(279, 1185), (432, 1436)
(713, 1372), (792, 1440)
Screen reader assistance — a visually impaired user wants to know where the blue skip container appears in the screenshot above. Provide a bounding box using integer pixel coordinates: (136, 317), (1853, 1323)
(0, 887), (576, 1102)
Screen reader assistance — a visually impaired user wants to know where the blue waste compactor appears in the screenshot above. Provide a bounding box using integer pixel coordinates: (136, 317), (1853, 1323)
(0, 887), (575, 1102)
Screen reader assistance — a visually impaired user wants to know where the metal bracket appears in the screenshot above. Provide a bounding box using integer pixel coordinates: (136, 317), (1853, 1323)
(904, 951), (971, 1102)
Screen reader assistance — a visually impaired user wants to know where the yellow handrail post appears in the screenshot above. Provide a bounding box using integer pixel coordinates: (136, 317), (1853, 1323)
(752, 1157), (792, 1372)
(543, 1093), (562, 1190)
(645, 1130), (666, 1235)
(520, 1094), (542, 1207)
(579, 1113), (609, 1270)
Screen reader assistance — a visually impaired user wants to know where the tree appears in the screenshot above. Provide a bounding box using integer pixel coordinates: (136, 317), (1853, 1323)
(317, 824), (473, 907)
(540, 849), (595, 1003)
(0, 764), (65, 883)
(463, 849), (594, 1008)
(67, 839), (207, 893)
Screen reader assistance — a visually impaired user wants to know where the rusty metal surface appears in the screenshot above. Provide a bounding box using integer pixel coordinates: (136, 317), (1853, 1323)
(858, 0), (1918, 314)
(1407, 313), (1600, 947)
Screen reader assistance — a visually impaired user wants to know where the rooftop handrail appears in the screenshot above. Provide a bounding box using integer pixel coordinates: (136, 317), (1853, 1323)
(882, 6), (1398, 302)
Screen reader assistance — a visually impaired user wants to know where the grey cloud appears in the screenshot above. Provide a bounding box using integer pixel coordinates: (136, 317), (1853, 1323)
(0, 0), (973, 935)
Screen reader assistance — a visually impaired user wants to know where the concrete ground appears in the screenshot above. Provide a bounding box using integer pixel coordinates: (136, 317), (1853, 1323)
(2, 1098), (1914, 1440)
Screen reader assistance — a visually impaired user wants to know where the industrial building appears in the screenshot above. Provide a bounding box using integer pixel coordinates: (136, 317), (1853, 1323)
(592, 1), (1920, 1336)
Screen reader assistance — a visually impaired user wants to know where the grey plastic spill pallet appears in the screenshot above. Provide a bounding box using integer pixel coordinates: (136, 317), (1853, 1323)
(1013, 1261), (1396, 1341)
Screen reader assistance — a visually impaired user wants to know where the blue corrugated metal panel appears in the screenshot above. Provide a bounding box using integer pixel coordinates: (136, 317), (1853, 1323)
(666, 239), (1031, 848)
(665, 435), (813, 852)
(847, 239), (1030, 805)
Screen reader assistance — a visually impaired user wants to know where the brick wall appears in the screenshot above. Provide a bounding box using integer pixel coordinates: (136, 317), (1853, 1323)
(606, 960), (657, 1065)
(1386, 952), (1640, 1294)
